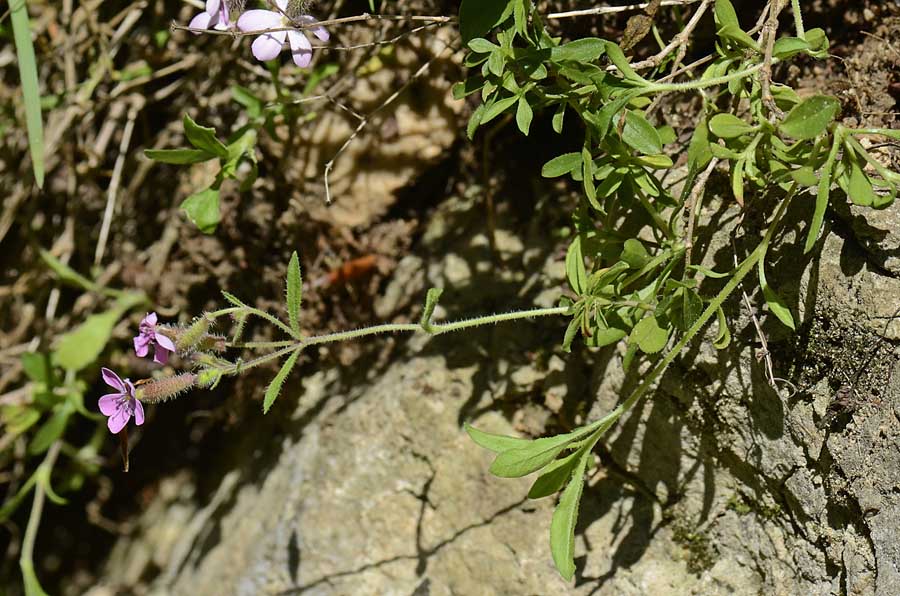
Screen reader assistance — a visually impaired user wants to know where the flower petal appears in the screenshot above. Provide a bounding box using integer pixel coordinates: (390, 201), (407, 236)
(153, 346), (170, 365)
(288, 30), (312, 67)
(155, 332), (176, 352)
(205, 0), (220, 14)
(275, 0), (289, 12)
(134, 336), (150, 357)
(189, 11), (213, 31)
(133, 400), (145, 426)
(250, 30), (287, 61)
(144, 312), (158, 326)
(107, 409), (130, 434)
(98, 394), (122, 416)
(102, 367), (125, 391)
(237, 9), (282, 32)
(297, 15), (329, 42)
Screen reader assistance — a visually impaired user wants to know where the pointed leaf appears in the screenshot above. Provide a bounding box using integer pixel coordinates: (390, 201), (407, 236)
(542, 152), (582, 178)
(758, 261), (795, 330)
(515, 96), (533, 135)
(144, 148), (213, 165)
(550, 452), (589, 580)
(183, 114), (228, 158)
(489, 431), (579, 478)
(465, 423), (531, 453)
(11, 0), (44, 188)
(180, 187), (220, 234)
(709, 113), (755, 138)
(779, 96), (840, 140)
(622, 111), (662, 154)
(286, 251), (302, 337)
(262, 349), (301, 413)
(528, 449), (581, 499)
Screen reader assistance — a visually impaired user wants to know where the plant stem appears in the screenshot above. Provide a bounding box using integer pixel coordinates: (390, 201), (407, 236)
(790, 0), (805, 38)
(644, 63), (764, 94)
(19, 442), (60, 596)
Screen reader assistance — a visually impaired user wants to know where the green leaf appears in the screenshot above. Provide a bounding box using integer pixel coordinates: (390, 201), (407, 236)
(550, 38), (606, 63)
(38, 249), (98, 293)
(262, 349), (300, 413)
(459, 0), (513, 43)
(687, 117), (713, 170)
(528, 449), (581, 499)
(731, 157), (746, 205)
(481, 94), (519, 126)
(713, 306), (731, 349)
(562, 315), (581, 353)
(467, 38), (498, 53)
(565, 236), (587, 294)
(420, 287), (443, 332)
(717, 23), (759, 50)
(515, 96), (533, 135)
(779, 96), (840, 140)
(714, 0), (740, 28)
(467, 103), (486, 139)
(465, 423), (531, 453)
(709, 113), (755, 138)
(847, 159), (877, 207)
(223, 128), (258, 178)
(772, 37), (810, 59)
(183, 114), (228, 158)
(552, 103), (566, 133)
(1, 405), (41, 436)
(28, 407), (71, 455)
(11, 0), (45, 188)
(605, 41), (644, 82)
(620, 238), (650, 268)
(758, 261), (795, 330)
(144, 148), (214, 165)
(489, 432), (580, 478)
(804, 137), (840, 253)
(53, 311), (119, 372)
(542, 152), (582, 178)
(286, 251), (302, 337)
(630, 316), (668, 354)
(549, 452), (589, 580)
(621, 111), (662, 155)
(180, 187), (221, 234)
(682, 288), (703, 330)
(791, 166), (818, 186)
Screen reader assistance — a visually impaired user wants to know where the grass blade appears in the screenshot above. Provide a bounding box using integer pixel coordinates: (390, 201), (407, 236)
(11, 0), (45, 188)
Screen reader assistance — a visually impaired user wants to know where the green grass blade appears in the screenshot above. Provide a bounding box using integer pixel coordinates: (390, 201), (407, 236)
(11, 0), (45, 188)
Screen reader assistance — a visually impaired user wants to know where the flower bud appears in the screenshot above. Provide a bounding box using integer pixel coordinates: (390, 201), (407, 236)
(197, 369), (223, 388)
(175, 315), (212, 352)
(134, 374), (197, 404)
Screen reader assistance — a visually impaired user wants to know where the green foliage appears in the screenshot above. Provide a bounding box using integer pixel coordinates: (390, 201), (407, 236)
(286, 251), (303, 338)
(263, 349), (301, 413)
(457, 0), (900, 580)
(11, 0), (44, 188)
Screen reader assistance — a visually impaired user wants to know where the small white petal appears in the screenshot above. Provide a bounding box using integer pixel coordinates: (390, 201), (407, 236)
(251, 30), (287, 61)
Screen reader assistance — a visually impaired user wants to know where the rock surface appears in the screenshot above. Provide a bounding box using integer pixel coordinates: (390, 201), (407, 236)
(88, 190), (900, 595)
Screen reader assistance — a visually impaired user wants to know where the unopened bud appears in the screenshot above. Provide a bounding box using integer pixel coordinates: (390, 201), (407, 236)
(175, 315), (212, 352)
(197, 369), (223, 388)
(134, 374), (197, 404)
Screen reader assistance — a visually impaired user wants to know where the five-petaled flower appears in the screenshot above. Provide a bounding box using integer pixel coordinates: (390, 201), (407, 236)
(237, 0), (329, 68)
(98, 368), (145, 434)
(189, 0), (234, 31)
(134, 312), (176, 364)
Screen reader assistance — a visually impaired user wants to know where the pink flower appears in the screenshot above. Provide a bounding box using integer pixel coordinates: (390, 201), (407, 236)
(189, 0), (233, 31)
(134, 312), (176, 364)
(98, 368), (145, 434)
(237, 0), (329, 68)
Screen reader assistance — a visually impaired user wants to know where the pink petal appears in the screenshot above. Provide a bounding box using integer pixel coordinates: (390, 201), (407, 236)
(154, 346), (170, 365)
(237, 9), (282, 32)
(133, 401), (145, 426)
(134, 337), (150, 357)
(297, 15), (329, 42)
(144, 312), (158, 326)
(205, 0), (220, 14)
(189, 11), (213, 31)
(102, 367), (125, 391)
(155, 332), (176, 352)
(251, 30), (287, 61)
(275, 0), (288, 12)
(98, 394), (121, 416)
(288, 30), (312, 67)
(107, 409), (130, 434)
